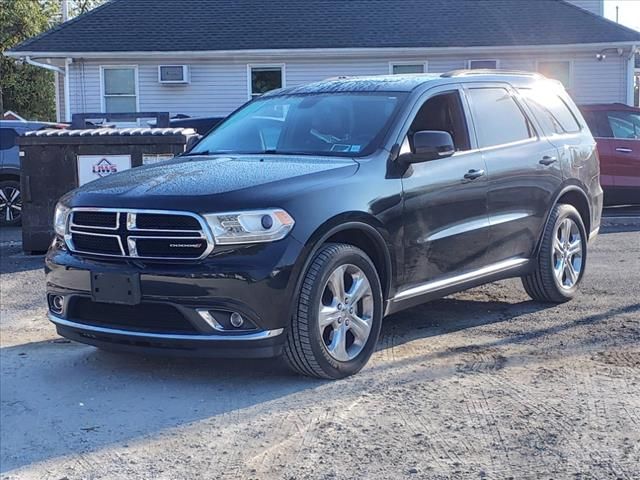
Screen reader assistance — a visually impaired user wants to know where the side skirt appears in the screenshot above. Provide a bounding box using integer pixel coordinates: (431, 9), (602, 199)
(384, 258), (530, 316)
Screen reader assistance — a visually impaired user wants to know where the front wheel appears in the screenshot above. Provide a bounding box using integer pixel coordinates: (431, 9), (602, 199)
(522, 204), (587, 303)
(284, 243), (383, 379)
(0, 180), (22, 226)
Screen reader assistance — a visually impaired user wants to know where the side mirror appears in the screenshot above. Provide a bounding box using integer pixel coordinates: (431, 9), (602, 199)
(406, 130), (455, 163)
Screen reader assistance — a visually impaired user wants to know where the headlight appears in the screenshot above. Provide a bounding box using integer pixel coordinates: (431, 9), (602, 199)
(53, 203), (71, 237)
(204, 209), (295, 245)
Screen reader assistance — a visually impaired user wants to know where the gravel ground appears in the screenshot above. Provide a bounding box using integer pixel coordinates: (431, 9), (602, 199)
(1, 221), (639, 479)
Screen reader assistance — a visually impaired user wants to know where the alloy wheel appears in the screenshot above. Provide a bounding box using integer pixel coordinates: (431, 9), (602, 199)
(0, 185), (22, 224)
(318, 263), (374, 362)
(552, 218), (583, 289)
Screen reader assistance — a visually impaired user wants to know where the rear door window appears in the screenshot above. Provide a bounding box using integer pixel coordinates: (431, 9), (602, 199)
(606, 111), (640, 140)
(519, 88), (581, 135)
(0, 128), (18, 150)
(467, 87), (533, 148)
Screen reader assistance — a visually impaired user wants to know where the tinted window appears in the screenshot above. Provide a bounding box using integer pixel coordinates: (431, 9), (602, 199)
(0, 128), (18, 151)
(468, 88), (533, 148)
(607, 111), (640, 139)
(519, 88), (581, 134)
(192, 92), (406, 157)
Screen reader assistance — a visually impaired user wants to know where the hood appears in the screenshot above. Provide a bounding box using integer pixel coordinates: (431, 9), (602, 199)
(65, 155), (358, 210)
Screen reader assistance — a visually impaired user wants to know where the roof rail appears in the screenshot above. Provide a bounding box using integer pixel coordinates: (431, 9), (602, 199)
(441, 69), (543, 78)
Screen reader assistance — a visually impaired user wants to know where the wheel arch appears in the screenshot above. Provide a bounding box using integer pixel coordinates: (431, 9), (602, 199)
(291, 213), (395, 304)
(0, 169), (21, 183)
(536, 184), (591, 255)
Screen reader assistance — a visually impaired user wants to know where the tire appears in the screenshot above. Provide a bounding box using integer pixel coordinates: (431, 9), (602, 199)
(284, 243), (383, 379)
(522, 204), (588, 303)
(0, 180), (22, 227)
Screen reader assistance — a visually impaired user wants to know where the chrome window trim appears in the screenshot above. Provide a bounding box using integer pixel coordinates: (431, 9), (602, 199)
(65, 207), (215, 261)
(49, 313), (283, 341)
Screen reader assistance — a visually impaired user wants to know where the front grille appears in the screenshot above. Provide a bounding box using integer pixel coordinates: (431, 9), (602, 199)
(72, 211), (118, 229)
(135, 238), (208, 258)
(71, 232), (122, 255)
(68, 297), (198, 334)
(67, 209), (212, 261)
(136, 213), (201, 231)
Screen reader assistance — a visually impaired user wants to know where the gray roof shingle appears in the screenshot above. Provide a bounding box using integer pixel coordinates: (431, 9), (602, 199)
(10, 0), (640, 54)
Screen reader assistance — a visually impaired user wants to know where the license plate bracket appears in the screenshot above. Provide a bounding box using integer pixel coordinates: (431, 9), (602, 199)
(91, 272), (141, 305)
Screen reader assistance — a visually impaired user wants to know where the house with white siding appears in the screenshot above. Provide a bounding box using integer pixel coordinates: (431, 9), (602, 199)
(6, 0), (640, 123)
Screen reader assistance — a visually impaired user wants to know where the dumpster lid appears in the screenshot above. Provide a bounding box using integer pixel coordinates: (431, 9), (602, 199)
(24, 127), (197, 137)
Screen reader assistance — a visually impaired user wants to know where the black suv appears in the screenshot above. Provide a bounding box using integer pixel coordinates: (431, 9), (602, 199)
(46, 72), (602, 379)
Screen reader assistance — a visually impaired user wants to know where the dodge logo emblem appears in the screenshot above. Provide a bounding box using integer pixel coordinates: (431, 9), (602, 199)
(169, 243), (202, 248)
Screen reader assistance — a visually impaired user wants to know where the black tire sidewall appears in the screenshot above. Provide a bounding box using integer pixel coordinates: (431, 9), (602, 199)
(303, 246), (383, 378)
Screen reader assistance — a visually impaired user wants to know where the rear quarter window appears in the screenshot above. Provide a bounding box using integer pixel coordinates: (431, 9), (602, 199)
(519, 88), (581, 135)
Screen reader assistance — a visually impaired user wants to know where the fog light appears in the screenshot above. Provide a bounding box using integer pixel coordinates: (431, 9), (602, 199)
(50, 295), (64, 314)
(230, 312), (244, 328)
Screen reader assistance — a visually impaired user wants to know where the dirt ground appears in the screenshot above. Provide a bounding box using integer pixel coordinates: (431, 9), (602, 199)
(1, 221), (639, 479)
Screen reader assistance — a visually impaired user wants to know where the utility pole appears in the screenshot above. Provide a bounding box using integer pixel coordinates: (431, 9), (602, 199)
(616, 5), (619, 23)
(62, 0), (69, 22)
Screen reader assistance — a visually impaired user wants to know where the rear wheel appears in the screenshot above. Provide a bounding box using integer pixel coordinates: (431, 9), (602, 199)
(522, 204), (587, 303)
(284, 243), (383, 379)
(0, 180), (22, 226)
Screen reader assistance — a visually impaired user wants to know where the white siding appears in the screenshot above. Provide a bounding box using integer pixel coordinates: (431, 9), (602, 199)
(65, 50), (630, 118)
(564, 0), (604, 16)
(68, 60), (101, 114)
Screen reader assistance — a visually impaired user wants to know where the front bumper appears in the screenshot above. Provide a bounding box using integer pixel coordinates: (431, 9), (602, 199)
(50, 314), (285, 358)
(45, 237), (305, 358)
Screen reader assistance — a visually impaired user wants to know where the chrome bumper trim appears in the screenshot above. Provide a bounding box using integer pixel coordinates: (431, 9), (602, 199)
(49, 313), (284, 341)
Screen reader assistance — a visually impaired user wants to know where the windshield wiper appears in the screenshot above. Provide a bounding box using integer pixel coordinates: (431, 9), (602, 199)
(180, 150), (214, 157)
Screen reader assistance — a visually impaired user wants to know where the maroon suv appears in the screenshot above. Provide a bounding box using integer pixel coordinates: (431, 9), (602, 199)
(580, 103), (640, 205)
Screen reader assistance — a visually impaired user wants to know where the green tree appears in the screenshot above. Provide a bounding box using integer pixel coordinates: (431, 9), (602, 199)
(1, 0), (108, 121)
(0, 0), (58, 120)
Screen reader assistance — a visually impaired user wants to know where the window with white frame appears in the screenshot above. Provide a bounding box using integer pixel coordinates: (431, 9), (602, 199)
(390, 62), (426, 74)
(102, 66), (137, 113)
(468, 59), (499, 70)
(249, 65), (283, 99)
(537, 61), (571, 88)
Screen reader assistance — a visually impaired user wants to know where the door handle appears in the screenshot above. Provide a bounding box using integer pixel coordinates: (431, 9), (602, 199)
(615, 147), (633, 153)
(539, 156), (558, 166)
(463, 169), (485, 180)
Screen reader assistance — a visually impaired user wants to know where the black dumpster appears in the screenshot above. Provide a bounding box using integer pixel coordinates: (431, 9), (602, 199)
(18, 126), (197, 253)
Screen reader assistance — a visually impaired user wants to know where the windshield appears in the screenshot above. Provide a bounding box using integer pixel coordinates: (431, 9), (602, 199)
(190, 92), (407, 157)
